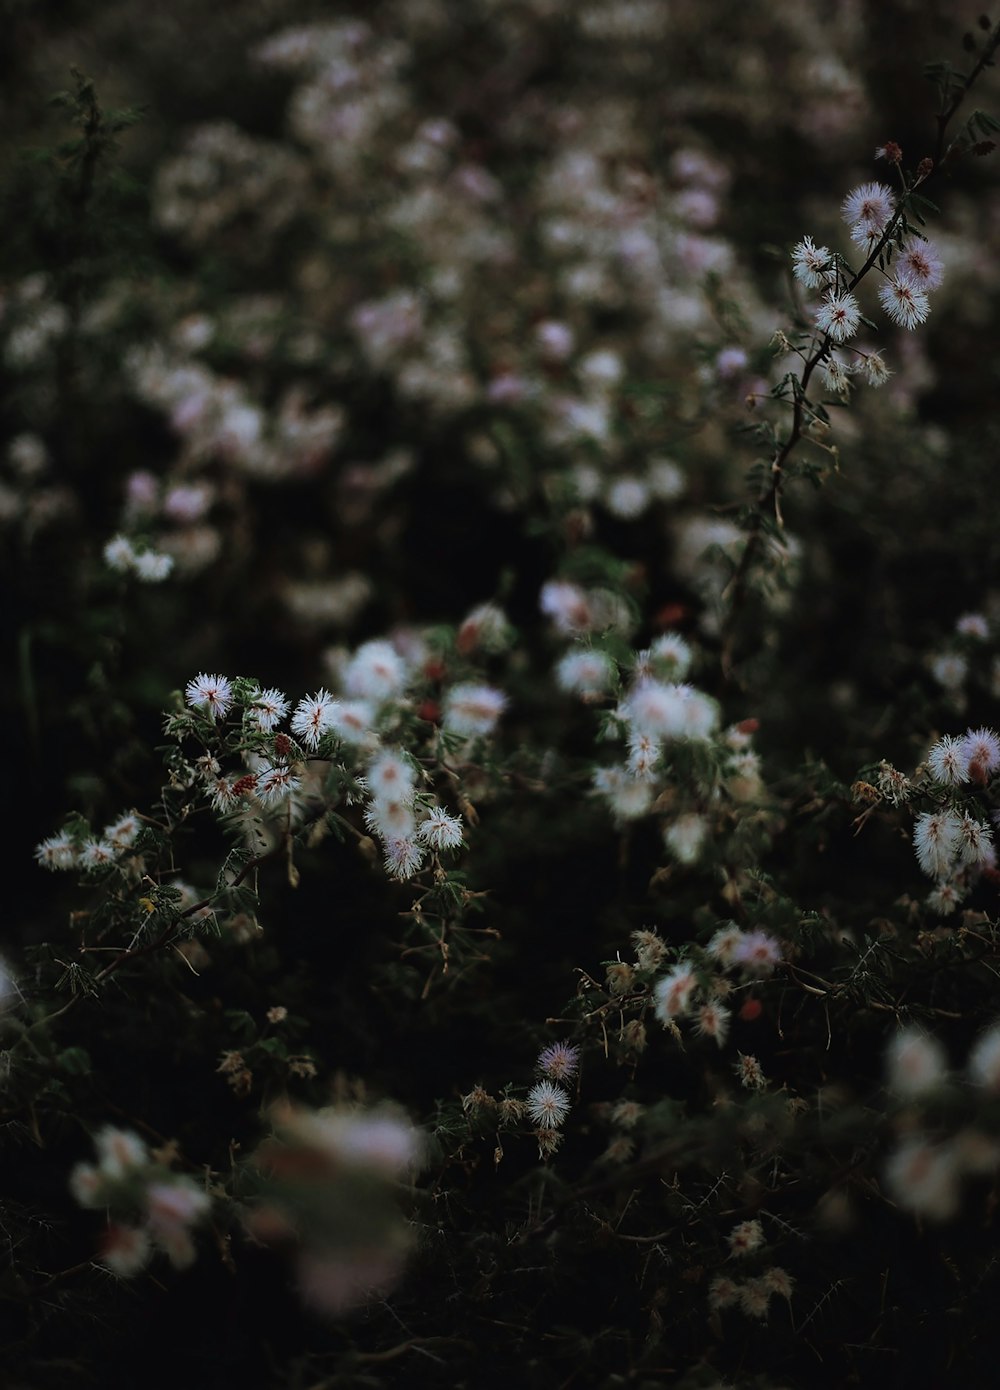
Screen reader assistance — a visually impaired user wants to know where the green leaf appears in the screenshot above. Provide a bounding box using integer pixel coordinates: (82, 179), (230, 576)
(58, 1047), (92, 1076)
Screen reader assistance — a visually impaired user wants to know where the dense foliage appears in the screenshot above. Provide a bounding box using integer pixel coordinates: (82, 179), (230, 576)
(5, 3), (1000, 1386)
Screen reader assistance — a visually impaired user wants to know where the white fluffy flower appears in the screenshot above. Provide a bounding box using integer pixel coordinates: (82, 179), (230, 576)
(416, 807), (464, 851)
(247, 687), (290, 734)
(365, 749), (417, 804)
(185, 672), (233, 721)
(364, 797), (416, 842)
(859, 350), (892, 387)
(896, 237), (944, 291)
(884, 1137), (959, 1221)
(732, 930), (782, 977)
(605, 476), (650, 519)
(103, 534), (137, 573)
(625, 680), (717, 741)
(291, 689), (338, 750)
(913, 810), (962, 879)
(663, 813), (708, 865)
(556, 649), (616, 698)
(80, 839), (118, 870)
(593, 766), (654, 821)
(647, 633), (692, 680)
(956, 812), (994, 867)
(382, 836), (425, 880)
(815, 291), (861, 343)
(790, 235), (834, 289)
(255, 763), (301, 807)
(133, 550), (174, 582)
(653, 964), (698, 1020)
(443, 683), (507, 737)
(886, 1028), (948, 1099)
(969, 1026), (1000, 1091)
(34, 831), (79, 871)
(842, 181), (894, 235)
(525, 1080), (571, 1129)
(540, 579), (591, 633)
(878, 278), (930, 330)
(343, 640), (407, 703)
(819, 353), (854, 396)
(326, 700), (378, 749)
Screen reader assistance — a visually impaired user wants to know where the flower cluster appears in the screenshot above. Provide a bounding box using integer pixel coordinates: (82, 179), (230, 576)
(878, 724), (1000, 915)
(245, 1102), (422, 1316)
(789, 165), (944, 399)
(69, 1127), (212, 1275)
(882, 1024), (1000, 1221)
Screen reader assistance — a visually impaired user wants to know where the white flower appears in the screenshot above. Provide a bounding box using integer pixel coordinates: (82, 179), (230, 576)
(859, 350), (892, 387)
(593, 765), (654, 821)
(100, 1224), (152, 1278)
(790, 235), (834, 289)
(913, 810), (962, 879)
(133, 550), (174, 582)
(535, 320), (575, 362)
(291, 689), (338, 750)
(930, 652), (967, 692)
(556, 649), (615, 698)
(706, 924), (745, 966)
(819, 353), (854, 395)
(365, 749), (416, 804)
(382, 836), (425, 880)
(886, 1028), (949, 1099)
(956, 612), (989, 640)
(364, 797), (416, 841)
(80, 839), (117, 870)
(525, 1080), (571, 1130)
(605, 476), (650, 519)
(343, 640), (407, 703)
(95, 1126), (149, 1178)
(443, 683), (507, 737)
(103, 813), (141, 852)
(653, 964), (698, 1021)
(255, 763), (301, 806)
(540, 580), (591, 633)
(647, 633), (692, 680)
(814, 291), (861, 343)
(956, 813), (994, 866)
(728, 1218), (764, 1256)
(962, 727), (1000, 779)
(895, 237), (944, 291)
(34, 831), (78, 871)
(247, 687), (290, 734)
(416, 807), (464, 851)
(878, 277), (930, 330)
(185, 673), (233, 721)
(927, 880), (964, 916)
(732, 930), (782, 977)
(104, 534), (137, 573)
(694, 1001), (730, 1046)
(663, 813), (708, 865)
(326, 700), (378, 751)
(969, 1026), (1000, 1091)
(625, 681), (717, 741)
(884, 1137), (959, 1221)
(626, 731), (661, 780)
(842, 181), (895, 235)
